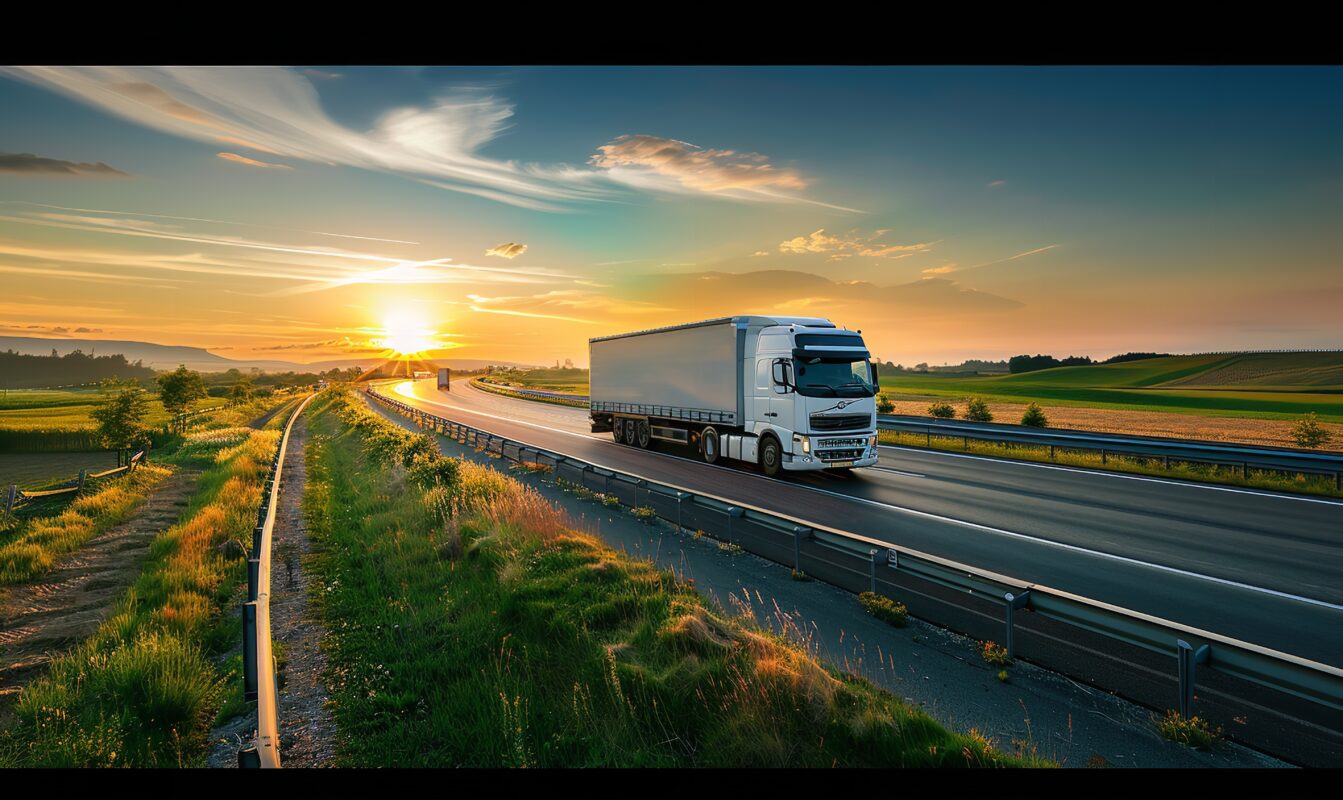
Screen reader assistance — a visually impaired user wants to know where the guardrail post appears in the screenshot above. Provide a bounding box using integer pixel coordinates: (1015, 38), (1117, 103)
(1176, 639), (1210, 717)
(1101, 449), (1107, 465)
(1049, 445), (1055, 460)
(5, 484), (15, 513)
(248, 558), (261, 601)
(252, 525), (264, 558)
(237, 745), (261, 768)
(242, 602), (259, 701)
(869, 549), (880, 593)
(792, 526), (811, 571)
(926, 428), (931, 448)
(1004, 591), (1031, 658)
(675, 492), (688, 533)
(1337, 471), (1341, 491)
(726, 506), (743, 541)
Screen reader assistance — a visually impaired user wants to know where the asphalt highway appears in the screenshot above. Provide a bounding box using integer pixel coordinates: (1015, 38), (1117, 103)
(386, 378), (1343, 667)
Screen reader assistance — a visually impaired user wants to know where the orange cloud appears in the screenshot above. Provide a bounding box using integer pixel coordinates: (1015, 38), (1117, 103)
(217, 152), (292, 170)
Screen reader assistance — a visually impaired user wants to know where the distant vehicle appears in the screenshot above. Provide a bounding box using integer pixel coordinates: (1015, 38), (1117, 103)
(412, 370), (432, 379)
(437, 368), (450, 390)
(588, 316), (879, 477)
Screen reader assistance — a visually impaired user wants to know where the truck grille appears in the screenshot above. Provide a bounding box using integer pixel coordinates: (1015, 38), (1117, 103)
(818, 448), (865, 462)
(809, 413), (871, 432)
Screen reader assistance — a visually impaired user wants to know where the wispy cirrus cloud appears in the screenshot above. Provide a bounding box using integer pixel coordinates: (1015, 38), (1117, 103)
(485, 242), (527, 259)
(777, 228), (935, 260)
(591, 135), (858, 211)
(217, 151), (292, 170)
(0, 152), (126, 176)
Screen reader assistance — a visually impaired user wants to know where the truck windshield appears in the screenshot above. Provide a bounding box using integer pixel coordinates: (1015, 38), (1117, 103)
(794, 357), (876, 397)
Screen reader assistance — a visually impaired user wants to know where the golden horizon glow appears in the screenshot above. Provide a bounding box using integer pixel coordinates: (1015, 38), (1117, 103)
(370, 314), (438, 357)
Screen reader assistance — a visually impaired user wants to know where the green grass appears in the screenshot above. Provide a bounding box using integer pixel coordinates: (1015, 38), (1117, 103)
(877, 429), (1343, 498)
(1156, 711), (1222, 750)
(879, 354), (1343, 422)
(0, 451), (121, 491)
(0, 428), (279, 767)
(308, 389), (1048, 767)
(480, 367), (590, 396)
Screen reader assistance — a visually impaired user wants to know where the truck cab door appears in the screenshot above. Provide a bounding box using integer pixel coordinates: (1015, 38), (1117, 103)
(752, 358), (773, 427)
(770, 358), (795, 432)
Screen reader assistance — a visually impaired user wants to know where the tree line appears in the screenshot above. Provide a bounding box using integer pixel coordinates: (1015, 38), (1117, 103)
(0, 349), (157, 390)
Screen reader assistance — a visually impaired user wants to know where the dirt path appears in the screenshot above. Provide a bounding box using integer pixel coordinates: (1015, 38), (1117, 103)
(0, 466), (201, 702)
(209, 415), (337, 767)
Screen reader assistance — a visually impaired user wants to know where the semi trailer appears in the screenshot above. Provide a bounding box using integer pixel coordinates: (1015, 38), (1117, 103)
(588, 316), (880, 477)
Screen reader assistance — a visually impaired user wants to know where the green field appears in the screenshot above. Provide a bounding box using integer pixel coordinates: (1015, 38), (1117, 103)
(0, 452), (120, 490)
(879, 353), (1343, 422)
(483, 367), (590, 396)
(0, 388), (230, 432)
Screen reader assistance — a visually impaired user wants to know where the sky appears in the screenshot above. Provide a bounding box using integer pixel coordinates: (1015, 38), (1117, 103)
(1, 65), (1340, 368)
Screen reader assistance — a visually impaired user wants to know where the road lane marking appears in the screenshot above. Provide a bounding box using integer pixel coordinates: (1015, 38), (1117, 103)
(386, 381), (1343, 612)
(879, 444), (1343, 507)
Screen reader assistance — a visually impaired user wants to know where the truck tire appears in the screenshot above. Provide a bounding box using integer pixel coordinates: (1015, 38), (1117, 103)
(636, 420), (651, 449)
(624, 419), (638, 446)
(700, 426), (720, 464)
(760, 434), (782, 478)
(612, 419), (625, 444)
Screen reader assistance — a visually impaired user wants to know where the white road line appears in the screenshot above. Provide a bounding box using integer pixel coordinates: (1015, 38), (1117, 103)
(879, 443), (1343, 507)
(868, 466), (927, 478)
(386, 381), (1343, 611)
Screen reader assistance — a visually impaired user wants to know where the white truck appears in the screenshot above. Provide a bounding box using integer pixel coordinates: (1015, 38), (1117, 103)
(588, 315), (880, 477)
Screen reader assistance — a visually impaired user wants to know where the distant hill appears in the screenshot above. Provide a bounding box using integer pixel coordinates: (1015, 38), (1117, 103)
(0, 336), (541, 374)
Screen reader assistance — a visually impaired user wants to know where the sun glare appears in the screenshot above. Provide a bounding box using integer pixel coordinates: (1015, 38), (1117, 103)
(374, 315), (437, 356)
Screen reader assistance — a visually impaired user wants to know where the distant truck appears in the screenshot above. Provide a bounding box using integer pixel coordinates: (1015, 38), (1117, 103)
(412, 370), (432, 379)
(588, 316), (879, 477)
(437, 367), (451, 390)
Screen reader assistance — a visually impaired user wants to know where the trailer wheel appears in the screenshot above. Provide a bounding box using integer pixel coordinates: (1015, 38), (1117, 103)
(636, 420), (651, 449)
(612, 419), (625, 444)
(700, 426), (720, 464)
(760, 434), (782, 478)
(624, 419), (638, 446)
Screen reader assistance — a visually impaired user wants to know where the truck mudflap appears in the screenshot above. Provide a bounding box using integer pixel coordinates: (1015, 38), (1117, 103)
(590, 414), (614, 433)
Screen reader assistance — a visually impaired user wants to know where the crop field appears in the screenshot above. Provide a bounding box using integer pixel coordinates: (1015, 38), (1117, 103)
(879, 353), (1343, 422)
(0, 452), (121, 490)
(0, 389), (230, 433)
(483, 367), (589, 396)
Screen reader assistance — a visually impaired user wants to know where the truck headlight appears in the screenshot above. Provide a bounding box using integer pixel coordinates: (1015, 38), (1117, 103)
(868, 434), (878, 449)
(793, 434), (811, 454)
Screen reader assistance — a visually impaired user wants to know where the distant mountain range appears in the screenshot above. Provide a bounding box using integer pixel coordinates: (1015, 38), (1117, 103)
(0, 336), (539, 373)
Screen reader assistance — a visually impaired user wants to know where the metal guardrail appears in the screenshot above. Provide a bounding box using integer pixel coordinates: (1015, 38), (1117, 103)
(468, 379), (590, 407)
(4, 448), (147, 512)
(365, 386), (1343, 741)
(878, 416), (1343, 489)
(237, 392), (315, 769)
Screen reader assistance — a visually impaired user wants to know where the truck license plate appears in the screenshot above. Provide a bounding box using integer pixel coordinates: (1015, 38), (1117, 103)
(829, 461), (854, 468)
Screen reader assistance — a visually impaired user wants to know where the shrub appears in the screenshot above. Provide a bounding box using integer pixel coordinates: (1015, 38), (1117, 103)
(997, 670), (1009, 683)
(981, 641), (1011, 666)
(407, 454), (460, 490)
(859, 592), (909, 627)
(928, 401), (956, 419)
(965, 396), (993, 423)
(1290, 412), (1333, 449)
(876, 394), (895, 414)
(631, 506), (657, 522)
(1020, 402), (1048, 428)
(1156, 711), (1222, 750)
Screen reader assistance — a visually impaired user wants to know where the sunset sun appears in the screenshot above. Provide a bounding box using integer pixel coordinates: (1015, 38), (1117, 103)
(373, 315), (437, 356)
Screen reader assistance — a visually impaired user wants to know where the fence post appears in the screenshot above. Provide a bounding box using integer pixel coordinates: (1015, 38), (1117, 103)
(4, 484), (15, 513)
(1176, 639), (1211, 717)
(78, 470), (88, 490)
(1004, 591), (1031, 658)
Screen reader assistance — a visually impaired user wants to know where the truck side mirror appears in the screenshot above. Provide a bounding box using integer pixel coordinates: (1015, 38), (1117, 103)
(772, 360), (793, 393)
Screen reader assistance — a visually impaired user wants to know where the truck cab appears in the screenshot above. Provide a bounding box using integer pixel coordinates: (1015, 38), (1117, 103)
(746, 320), (880, 475)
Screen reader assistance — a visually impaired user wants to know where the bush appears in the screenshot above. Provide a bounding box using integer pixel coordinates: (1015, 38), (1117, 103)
(1020, 402), (1048, 428)
(965, 396), (993, 423)
(1290, 412), (1333, 449)
(859, 592), (908, 627)
(981, 641), (1011, 666)
(1156, 711), (1222, 750)
(876, 394), (895, 414)
(928, 401), (955, 419)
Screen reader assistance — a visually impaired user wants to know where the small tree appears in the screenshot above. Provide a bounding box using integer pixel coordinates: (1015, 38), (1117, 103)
(156, 364), (207, 420)
(876, 393), (895, 414)
(1290, 412), (1333, 449)
(965, 396), (994, 422)
(91, 378), (150, 462)
(1021, 402), (1048, 428)
(228, 377), (256, 407)
(928, 401), (956, 419)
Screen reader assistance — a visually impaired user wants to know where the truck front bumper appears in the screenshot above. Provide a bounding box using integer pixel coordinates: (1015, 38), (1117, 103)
(783, 433), (880, 471)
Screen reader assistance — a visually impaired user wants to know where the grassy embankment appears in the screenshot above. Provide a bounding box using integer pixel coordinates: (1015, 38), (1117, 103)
(304, 389), (1047, 767)
(469, 378), (589, 408)
(0, 420), (284, 767)
(877, 429), (1342, 498)
(879, 354), (1343, 423)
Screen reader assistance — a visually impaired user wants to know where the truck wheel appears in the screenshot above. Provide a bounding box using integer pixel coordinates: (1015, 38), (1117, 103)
(636, 420), (651, 449)
(612, 419), (625, 444)
(760, 435), (782, 478)
(624, 419), (638, 446)
(701, 426), (720, 464)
